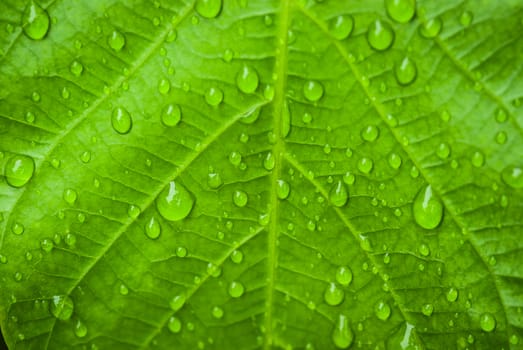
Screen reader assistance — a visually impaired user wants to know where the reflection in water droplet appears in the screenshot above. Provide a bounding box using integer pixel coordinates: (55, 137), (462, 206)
(5, 155), (35, 187)
(156, 181), (194, 221)
(413, 185), (443, 229)
(21, 0), (50, 40)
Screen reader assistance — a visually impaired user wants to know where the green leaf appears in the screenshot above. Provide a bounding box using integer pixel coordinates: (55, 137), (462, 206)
(0, 0), (522, 349)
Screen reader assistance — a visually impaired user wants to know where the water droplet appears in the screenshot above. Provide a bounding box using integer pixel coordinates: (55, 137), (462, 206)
(119, 283), (129, 295)
(4, 155), (35, 187)
(385, 0), (416, 23)
(446, 287), (458, 302)
(168, 316), (182, 333)
(232, 190), (248, 207)
(111, 107), (132, 134)
(169, 294), (186, 311)
(50, 295), (74, 321)
(324, 282), (344, 306)
(63, 188), (78, 205)
(471, 151), (485, 167)
(367, 19), (395, 51)
(32, 91), (40, 102)
(145, 216), (161, 239)
(276, 179), (290, 199)
(421, 303), (434, 316)
(501, 166), (522, 189)
(395, 57), (417, 85)
(207, 172), (223, 189)
(229, 151), (242, 166)
(496, 109), (508, 123)
(413, 185), (443, 229)
(357, 157), (374, 174)
(12, 222), (24, 235)
(329, 181), (348, 207)
(495, 131), (507, 144)
(41, 238), (54, 252)
(303, 80), (324, 102)
(335, 266), (352, 286)
(80, 151), (91, 163)
(460, 11), (473, 27)
(25, 111), (35, 124)
(361, 125), (379, 142)
(160, 104), (182, 127)
(212, 305), (224, 319)
(228, 281), (245, 298)
(480, 313), (496, 332)
(205, 86), (223, 106)
(329, 15), (354, 40)
(127, 204), (140, 219)
(230, 250), (244, 264)
(236, 65), (259, 94)
(343, 172), (355, 185)
(108, 30), (126, 52)
(436, 143), (450, 159)
(420, 17), (442, 38)
(70, 60), (83, 77)
(158, 78), (171, 95)
(21, 0), (50, 40)
(240, 105), (261, 124)
(282, 100), (291, 137)
(332, 314), (353, 349)
(196, 0), (222, 19)
(156, 181), (194, 221)
(375, 300), (391, 320)
(263, 152), (275, 171)
(388, 152), (402, 169)
(510, 334), (519, 345)
(418, 243), (430, 256)
(74, 319), (88, 338)
(206, 262), (222, 277)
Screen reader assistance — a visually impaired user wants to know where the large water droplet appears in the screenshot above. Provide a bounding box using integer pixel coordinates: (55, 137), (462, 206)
(169, 294), (186, 311)
(236, 65), (259, 94)
(480, 313), (496, 332)
(232, 190), (248, 207)
(156, 181), (194, 221)
(145, 216), (161, 239)
(5, 155), (35, 187)
(228, 281), (245, 298)
(108, 30), (126, 52)
(21, 0), (50, 40)
(395, 57), (417, 85)
(357, 157), (374, 174)
(324, 282), (344, 306)
(375, 300), (391, 320)
(74, 319), (88, 338)
(329, 181), (348, 207)
(332, 314), (353, 349)
(501, 166), (522, 189)
(328, 15), (354, 40)
(50, 295), (74, 321)
(367, 19), (395, 51)
(335, 266), (352, 286)
(205, 86), (224, 106)
(276, 179), (290, 200)
(230, 250), (244, 264)
(420, 17), (442, 38)
(303, 80), (324, 102)
(161, 104), (181, 127)
(413, 185), (443, 229)
(196, 0), (222, 19)
(168, 316), (182, 333)
(361, 125), (379, 142)
(111, 107), (132, 134)
(385, 0), (416, 23)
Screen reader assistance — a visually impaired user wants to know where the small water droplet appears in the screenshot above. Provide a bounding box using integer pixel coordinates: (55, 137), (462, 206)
(212, 305), (224, 319)
(420, 17), (442, 38)
(357, 157), (374, 174)
(263, 152), (275, 171)
(158, 78), (171, 95)
(388, 152), (402, 169)
(413, 185), (443, 229)
(196, 0), (222, 19)
(303, 80), (324, 102)
(168, 316), (182, 333)
(111, 107), (132, 134)
(367, 19), (395, 51)
(127, 204), (140, 219)
(21, 0), (50, 40)
(329, 181), (349, 207)
(459, 11), (473, 27)
(4, 155), (35, 187)
(395, 57), (417, 85)
(375, 300), (391, 320)
(41, 238), (54, 252)
(207, 172), (223, 189)
(229, 151), (242, 166)
(385, 0), (416, 23)
(236, 65), (259, 94)
(169, 294), (186, 311)
(205, 86), (223, 106)
(436, 143), (451, 159)
(50, 295), (74, 320)
(206, 262), (222, 277)
(156, 181), (195, 221)
(324, 282), (344, 306)
(145, 216), (161, 239)
(232, 190), (248, 207)
(335, 266), (352, 286)
(332, 314), (353, 349)
(240, 105), (261, 124)
(108, 30), (126, 52)
(328, 15), (354, 40)
(501, 165), (522, 189)
(12, 222), (24, 235)
(418, 243), (430, 256)
(80, 151), (91, 163)
(479, 313), (496, 332)
(230, 250), (244, 264)
(161, 104), (181, 127)
(70, 60), (83, 77)
(421, 303), (434, 316)
(495, 131), (507, 144)
(282, 100), (291, 137)
(63, 188), (78, 205)
(276, 179), (290, 199)
(361, 125), (379, 142)
(74, 319), (88, 338)
(446, 287), (458, 302)
(471, 151), (485, 167)
(228, 281), (245, 298)
(495, 109), (508, 123)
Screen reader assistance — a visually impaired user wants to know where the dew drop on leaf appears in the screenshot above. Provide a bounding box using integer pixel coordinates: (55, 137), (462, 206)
(111, 107), (132, 134)
(70, 60), (83, 77)
(375, 300), (391, 320)
(232, 190), (248, 207)
(420, 17), (442, 38)
(501, 165), (522, 189)
(357, 157), (374, 174)
(25, 111), (35, 124)
(127, 204), (140, 219)
(361, 125), (379, 142)
(21, 0), (50, 40)
(196, 0), (222, 19)
(263, 152), (275, 171)
(11, 222), (24, 235)
(418, 243), (430, 256)
(332, 314), (353, 349)
(367, 19), (395, 51)
(156, 181), (195, 221)
(228, 281), (245, 298)
(168, 316), (182, 333)
(169, 294), (186, 312)
(145, 216), (161, 239)
(80, 150), (91, 163)
(161, 104), (181, 127)
(303, 80), (324, 102)
(206, 262), (222, 277)
(50, 295), (74, 321)
(388, 152), (402, 169)
(460, 11), (473, 27)
(413, 185), (443, 229)
(446, 287), (458, 302)
(328, 15), (354, 40)
(158, 78), (171, 95)
(471, 151), (485, 167)
(205, 86), (224, 106)
(495, 131), (507, 144)
(395, 57), (417, 85)
(212, 305), (224, 319)
(207, 171), (223, 189)
(421, 303), (434, 316)
(236, 65), (259, 94)
(276, 179), (290, 200)
(4, 154), (35, 187)
(230, 250), (243, 264)
(229, 151), (242, 166)
(240, 105), (261, 124)
(74, 319), (88, 338)
(335, 266), (352, 286)
(63, 188), (78, 205)
(324, 282), (344, 306)
(41, 238), (54, 252)
(495, 108), (508, 123)
(329, 181), (349, 207)
(436, 142), (450, 159)
(107, 30), (126, 52)
(385, 0), (416, 23)
(480, 313), (496, 332)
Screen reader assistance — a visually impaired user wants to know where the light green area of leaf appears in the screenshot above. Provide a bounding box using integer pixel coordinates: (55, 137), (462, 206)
(0, 0), (522, 349)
